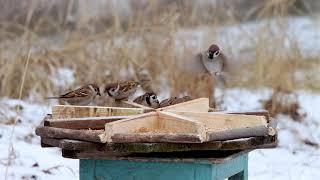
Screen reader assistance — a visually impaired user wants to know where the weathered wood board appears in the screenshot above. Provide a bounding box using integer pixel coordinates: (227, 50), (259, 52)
(41, 135), (277, 154)
(99, 112), (206, 143)
(44, 116), (129, 129)
(52, 105), (145, 119)
(158, 98), (210, 112)
(99, 110), (272, 143)
(36, 126), (103, 143)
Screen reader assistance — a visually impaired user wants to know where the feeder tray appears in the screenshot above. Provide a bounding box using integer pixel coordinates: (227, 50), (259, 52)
(36, 97), (277, 158)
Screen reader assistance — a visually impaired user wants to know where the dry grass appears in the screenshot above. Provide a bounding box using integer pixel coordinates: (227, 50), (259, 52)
(0, 0), (319, 101)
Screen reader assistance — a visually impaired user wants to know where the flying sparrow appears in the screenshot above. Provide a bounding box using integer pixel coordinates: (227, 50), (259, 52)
(47, 84), (101, 106)
(159, 96), (192, 108)
(133, 92), (160, 108)
(104, 81), (140, 100)
(198, 44), (228, 76)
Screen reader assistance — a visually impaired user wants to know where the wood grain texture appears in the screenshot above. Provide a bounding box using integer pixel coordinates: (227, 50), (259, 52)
(158, 98), (210, 112)
(44, 116), (128, 129)
(110, 133), (203, 143)
(100, 111), (205, 143)
(36, 126), (103, 143)
(99, 112), (159, 143)
(220, 110), (271, 122)
(172, 111), (268, 132)
(52, 105), (144, 119)
(40, 135), (276, 154)
(207, 125), (269, 141)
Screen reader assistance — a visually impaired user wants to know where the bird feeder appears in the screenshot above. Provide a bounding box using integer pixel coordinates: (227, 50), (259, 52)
(36, 97), (277, 180)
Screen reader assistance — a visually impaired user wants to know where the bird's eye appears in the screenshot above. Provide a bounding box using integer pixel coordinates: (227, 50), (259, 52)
(110, 88), (116, 92)
(151, 95), (156, 99)
(213, 50), (220, 57)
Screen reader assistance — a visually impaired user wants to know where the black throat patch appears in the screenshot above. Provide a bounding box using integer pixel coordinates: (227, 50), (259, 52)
(145, 96), (151, 106)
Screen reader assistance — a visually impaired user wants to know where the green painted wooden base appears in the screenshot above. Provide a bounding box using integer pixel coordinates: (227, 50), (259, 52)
(80, 152), (248, 180)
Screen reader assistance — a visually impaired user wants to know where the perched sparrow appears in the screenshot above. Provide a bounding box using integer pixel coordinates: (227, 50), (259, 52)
(104, 81), (140, 100)
(159, 96), (192, 108)
(47, 84), (101, 106)
(133, 92), (160, 108)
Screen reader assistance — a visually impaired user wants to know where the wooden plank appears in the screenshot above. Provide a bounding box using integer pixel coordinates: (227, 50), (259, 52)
(158, 98), (210, 112)
(41, 137), (60, 147)
(40, 134), (276, 153)
(172, 111), (268, 131)
(215, 110), (271, 122)
(158, 111), (205, 136)
(221, 135), (278, 150)
(76, 150), (251, 163)
(110, 133), (203, 143)
(52, 105), (145, 119)
(99, 112), (159, 143)
(35, 126), (103, 143)
(44, 116), (129, 129)
(99, 112), (205, 143)
(59, 139), (104, 151)
(65, 135), (276, 159)
(207, 126), (269, 141)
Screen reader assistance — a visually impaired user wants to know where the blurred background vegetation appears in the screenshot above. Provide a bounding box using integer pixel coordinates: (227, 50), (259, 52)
(0, 0), (319, 101)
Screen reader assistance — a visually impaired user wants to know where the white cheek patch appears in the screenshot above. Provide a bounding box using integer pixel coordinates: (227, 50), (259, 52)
(213, 50), (220, 57)
(109, 90), (118, 96)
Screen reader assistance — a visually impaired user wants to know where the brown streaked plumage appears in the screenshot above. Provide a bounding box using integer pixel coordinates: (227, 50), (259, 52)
(47, 84), (101, 105)
(159, 96), (192, 108)
(133, 92), (160, 108)
(104, 81), (140, 100)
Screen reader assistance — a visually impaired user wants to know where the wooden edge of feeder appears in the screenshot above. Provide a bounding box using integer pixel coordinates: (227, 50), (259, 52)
(35, 126), (104, 143)
(158, 98), (210, 112)
(41, 135), (277, 160)
(60, 136), (277, 159)
(44, 116), (129, 129)
(99, 112), (158, 143)
(223, 110), (271, 122)
(52, 105), (145, 119)
(206, 125), (269, 141)
(61, 149), (131, 159)
(110, 133), (203, 143)
(158, 111), (206, 138)
(99, 111), (206, 143)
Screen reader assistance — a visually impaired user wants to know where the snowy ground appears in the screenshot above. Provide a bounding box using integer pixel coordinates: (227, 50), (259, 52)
(1, 88), (320, 179)
(175, 16), (320, 60)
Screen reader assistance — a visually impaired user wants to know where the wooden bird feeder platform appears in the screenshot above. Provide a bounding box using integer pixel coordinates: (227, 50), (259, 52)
(36, 97), (277, 159)
(36, 97), (277, 179)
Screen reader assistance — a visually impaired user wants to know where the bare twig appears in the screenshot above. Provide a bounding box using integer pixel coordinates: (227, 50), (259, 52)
(5, 49), (31, 180)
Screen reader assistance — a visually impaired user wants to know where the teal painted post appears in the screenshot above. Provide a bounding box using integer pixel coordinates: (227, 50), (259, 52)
(80, 153), (248, 180)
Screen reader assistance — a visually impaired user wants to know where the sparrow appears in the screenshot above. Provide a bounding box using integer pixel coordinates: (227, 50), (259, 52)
(133, 92), (160, 108)
(198, 44), (228, 76)
(159, 96), (192, 108)
(104, 81), (140, 100)
(47, 84), (101, 106)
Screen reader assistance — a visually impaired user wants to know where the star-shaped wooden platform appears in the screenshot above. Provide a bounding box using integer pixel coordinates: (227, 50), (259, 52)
(36, 98), (276, 148)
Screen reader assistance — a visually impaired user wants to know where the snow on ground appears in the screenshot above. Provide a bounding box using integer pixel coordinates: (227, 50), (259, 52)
(1, 88), (320, 179)
(0, 99), (78, 180)
(218, 88), (320, 180)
